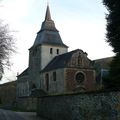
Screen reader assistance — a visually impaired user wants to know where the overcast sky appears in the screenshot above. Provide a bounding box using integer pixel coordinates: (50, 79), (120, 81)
(0, 0), (114, 83)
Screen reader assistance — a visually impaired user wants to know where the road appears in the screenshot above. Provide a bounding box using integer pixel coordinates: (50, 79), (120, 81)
(0, 109), (47, 120)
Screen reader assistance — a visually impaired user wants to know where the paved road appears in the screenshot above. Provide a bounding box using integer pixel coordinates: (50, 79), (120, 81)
(0, 109), (25, 120)
(0, 109), (47, 120)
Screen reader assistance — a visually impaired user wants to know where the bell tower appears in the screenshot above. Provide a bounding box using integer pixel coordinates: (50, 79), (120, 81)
(28, 5), (68, 87)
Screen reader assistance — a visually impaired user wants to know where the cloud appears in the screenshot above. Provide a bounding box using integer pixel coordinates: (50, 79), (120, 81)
(0, 0), (35, 26)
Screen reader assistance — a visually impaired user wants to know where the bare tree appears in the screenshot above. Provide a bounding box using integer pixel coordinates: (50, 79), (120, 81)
(0, 20), (15, 80)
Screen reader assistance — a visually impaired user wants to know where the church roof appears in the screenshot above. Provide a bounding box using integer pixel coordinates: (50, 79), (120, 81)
(17, 68), (28, 77)
(45, 5), (52, 21)
(93, 57), (113, 70)
(41, 49), (87, 72)
(31, 5), (68, 49)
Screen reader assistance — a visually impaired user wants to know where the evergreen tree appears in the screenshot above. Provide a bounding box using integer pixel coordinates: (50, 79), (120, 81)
(103, 0), (120, 88)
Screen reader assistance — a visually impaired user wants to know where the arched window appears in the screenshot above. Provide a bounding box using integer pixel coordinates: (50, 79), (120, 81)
(75, 72), (85, 84)
(45, 73), (49, 91)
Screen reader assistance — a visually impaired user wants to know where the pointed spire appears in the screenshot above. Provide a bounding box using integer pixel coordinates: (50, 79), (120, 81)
(32, 3), (68, 48)
(40, 4), (57, 32)
(45, 4), (52, 21)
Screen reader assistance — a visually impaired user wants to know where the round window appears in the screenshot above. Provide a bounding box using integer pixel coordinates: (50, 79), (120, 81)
(75, 72), (85, 84)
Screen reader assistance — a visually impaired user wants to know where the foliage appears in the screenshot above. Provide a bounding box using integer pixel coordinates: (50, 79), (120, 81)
(103, 0), (120, 88)
(104, 55), (120, 89)
(103, 0), (120, 54)
(0, 20), (15, 80)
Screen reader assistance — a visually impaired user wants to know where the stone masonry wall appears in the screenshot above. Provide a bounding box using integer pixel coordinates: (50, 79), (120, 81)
(37, 91), (120, 120)
(17, 97), (37, 111)
(0, 81), (16, 108)
(65, 68), (96, 92)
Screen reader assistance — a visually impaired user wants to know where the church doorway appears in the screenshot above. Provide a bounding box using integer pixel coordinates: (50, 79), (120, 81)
(45, 73), (49, 91)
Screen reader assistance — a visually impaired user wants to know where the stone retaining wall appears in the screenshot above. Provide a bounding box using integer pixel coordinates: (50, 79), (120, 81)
(17, 97), (37, 111)
(37, 91), (120, 120)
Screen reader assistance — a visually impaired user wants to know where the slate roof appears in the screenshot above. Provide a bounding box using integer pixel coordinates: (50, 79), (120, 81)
(33, 30), (68, 48)
(41, 49), (83, 72)
(31, 5), (68, 48)
(93, 57), (113, 69)
(31, 89), (47, 97)
(0, 81), (16, 87)
(45, 5), (52, 21)
(17, 68), (29, 77)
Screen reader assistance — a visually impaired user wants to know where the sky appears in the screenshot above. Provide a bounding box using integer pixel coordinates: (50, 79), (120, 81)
(0, 0), (114, 83)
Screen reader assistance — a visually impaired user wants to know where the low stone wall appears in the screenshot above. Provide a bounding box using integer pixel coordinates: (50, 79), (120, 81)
(17, 97), (37, 111)
(37, 91), (120, 120)
(0, 81), (16, 107)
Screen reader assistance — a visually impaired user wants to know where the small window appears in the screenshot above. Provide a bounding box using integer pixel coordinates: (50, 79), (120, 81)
(50, 48), (53, 54)
(53, 72), (56, 81)
(56, 49), (59, 54)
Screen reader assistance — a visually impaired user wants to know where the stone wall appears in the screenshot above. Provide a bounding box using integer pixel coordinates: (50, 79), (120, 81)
(0, 81), (16, 108)
(17, 97), (37, 111)
(65, 68), (96, 92)
(40, 45), (67, 70)
(37, 91), (120, 120)
(40, 68), (65, 94)
(17, 77), (30, 97)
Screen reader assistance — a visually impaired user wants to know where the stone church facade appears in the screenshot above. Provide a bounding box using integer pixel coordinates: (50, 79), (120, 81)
(17, 5), (96, 97)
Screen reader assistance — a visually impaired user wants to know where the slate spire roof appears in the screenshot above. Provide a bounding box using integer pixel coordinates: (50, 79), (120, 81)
(40, 4), (57, 32)
(32, 5), (68, 48)
(45, 5), (52, 21)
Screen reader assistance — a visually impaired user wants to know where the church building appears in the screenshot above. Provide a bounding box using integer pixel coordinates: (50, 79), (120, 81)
(17, 5), (96, 97)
